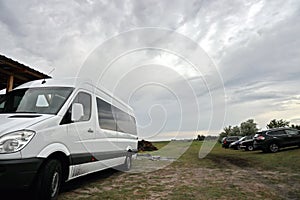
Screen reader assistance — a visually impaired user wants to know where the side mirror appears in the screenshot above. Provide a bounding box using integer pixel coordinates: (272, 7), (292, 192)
(71, 103), (84, 122)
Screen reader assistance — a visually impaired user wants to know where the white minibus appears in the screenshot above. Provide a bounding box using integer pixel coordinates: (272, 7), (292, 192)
(0, 78), (138, 199)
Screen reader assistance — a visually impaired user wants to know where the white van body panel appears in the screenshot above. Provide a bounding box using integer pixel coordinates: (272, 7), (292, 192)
(0, 114), (53, 137)
(20, 115), (68, 159)
(68, 157), (125, 180)
(37, 143), (71, 158)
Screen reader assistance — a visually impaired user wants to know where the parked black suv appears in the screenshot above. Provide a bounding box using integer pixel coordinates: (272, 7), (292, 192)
(253, 128), (300, 153)
(222, 136), (241, 148)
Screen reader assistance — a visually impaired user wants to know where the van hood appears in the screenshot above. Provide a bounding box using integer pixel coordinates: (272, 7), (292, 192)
(0, 114), (54, 137)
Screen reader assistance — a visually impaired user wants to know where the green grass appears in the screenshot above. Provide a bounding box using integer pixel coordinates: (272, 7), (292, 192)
(59, 141), (300, 200)
(151, 141), (300, 173)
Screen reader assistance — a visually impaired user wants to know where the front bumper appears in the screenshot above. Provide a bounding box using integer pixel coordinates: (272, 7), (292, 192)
(0, 158), (44, 189)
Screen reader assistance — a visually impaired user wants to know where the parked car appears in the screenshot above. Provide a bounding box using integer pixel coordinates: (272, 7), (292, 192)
(220, 137), (226, 143)
(229, 135), (253, 150)
(240, 139), (256, 151)
(254, 128), (300, 153)
(222, 136), (241, 148)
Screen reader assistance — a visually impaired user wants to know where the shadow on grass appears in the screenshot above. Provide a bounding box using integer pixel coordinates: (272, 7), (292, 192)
(0, 168), (120, 200)
(206, 154), (253, 168)
(254, 146), (300, 154)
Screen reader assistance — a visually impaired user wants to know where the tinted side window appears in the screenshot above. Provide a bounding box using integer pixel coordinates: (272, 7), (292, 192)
(96, 97), (137, 135)
(285, 130), (299, 135)
(268, 130), (286, 136)
(96, 98), (117, 131)
(115, 107), (137, 135)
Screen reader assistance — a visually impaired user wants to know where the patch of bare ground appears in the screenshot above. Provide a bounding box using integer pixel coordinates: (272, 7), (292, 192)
(204, 154), (300, 199)
(59, 161), (299, 200)
(59, 153), (300, 200)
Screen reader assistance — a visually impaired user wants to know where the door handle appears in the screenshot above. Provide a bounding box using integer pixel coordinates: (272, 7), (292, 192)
(88, 128), (94, 133)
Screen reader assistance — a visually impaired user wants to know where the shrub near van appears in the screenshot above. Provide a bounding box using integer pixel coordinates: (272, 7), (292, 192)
(0, 78), (138, 199)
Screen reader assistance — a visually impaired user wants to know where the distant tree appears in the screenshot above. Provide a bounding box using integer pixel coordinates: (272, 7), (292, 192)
(231, 126), (241, 136)
(219, 126), (232, 137)
(196, 134), (205, 141)
(290, 124), (300, 130)
(219, 126), (232, 142)
(223, 126), (232, 136)
(240, 119), (258, 136)
(266, 119), (290, 129)
(205, 135), (218, 140)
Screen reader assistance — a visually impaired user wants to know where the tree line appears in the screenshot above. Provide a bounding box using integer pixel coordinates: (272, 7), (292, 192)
(219, 119), (300, 140)
(195, 119), (300, 142)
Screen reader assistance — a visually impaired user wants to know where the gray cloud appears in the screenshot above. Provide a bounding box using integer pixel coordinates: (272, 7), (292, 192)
(0, 0), (299, 139)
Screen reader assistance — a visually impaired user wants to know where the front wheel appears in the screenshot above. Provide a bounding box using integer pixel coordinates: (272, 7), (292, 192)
(33, 159), (62, 200)
(269, 143), (279, 153)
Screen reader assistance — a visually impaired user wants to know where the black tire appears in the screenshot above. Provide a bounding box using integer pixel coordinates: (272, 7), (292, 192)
(247, 145), (254, 151)
(33, 159), (62, 200)
(269, 143), (279, 153)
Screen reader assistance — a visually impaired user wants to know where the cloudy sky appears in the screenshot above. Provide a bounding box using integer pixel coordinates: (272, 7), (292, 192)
(0, 0), (300, 140)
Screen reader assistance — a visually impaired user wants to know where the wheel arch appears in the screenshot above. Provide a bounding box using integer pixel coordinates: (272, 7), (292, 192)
(268, 139), (281, 147)
(37, 143), (71, 182)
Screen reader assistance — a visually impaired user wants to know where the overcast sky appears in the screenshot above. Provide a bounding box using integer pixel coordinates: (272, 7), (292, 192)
(1, 0), (300, 140)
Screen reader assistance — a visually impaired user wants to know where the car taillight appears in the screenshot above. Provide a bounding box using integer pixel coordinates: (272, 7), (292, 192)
(256, 135), (265, 140)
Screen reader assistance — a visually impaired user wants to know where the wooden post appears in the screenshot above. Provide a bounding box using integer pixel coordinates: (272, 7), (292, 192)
(6, 75), (14, 93)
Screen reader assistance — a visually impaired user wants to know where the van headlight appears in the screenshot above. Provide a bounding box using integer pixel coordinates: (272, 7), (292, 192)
(0, 130), (35, 153)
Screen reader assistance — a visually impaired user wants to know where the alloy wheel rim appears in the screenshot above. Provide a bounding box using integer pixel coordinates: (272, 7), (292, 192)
(270, 144), (278, 152)
(51, 171), (59, 197)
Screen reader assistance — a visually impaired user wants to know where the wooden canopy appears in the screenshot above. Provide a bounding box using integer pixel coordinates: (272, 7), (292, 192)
(0, 54), (50, 93)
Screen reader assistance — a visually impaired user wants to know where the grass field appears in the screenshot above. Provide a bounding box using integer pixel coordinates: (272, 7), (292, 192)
(59, 141), (300, 200)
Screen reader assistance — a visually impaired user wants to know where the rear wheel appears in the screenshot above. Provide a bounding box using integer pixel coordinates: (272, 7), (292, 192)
(269, 143), (279, 153)
(33, 159), (62, 200)
(247, 145), (254, 151)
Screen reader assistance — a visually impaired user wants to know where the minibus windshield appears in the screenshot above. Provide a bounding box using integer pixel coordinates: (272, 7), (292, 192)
(0, 87), (74, 114)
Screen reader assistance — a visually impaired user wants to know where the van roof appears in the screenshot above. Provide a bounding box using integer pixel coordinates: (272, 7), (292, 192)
(14, 78), (134, 115)
(15, 78), (89, 89)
